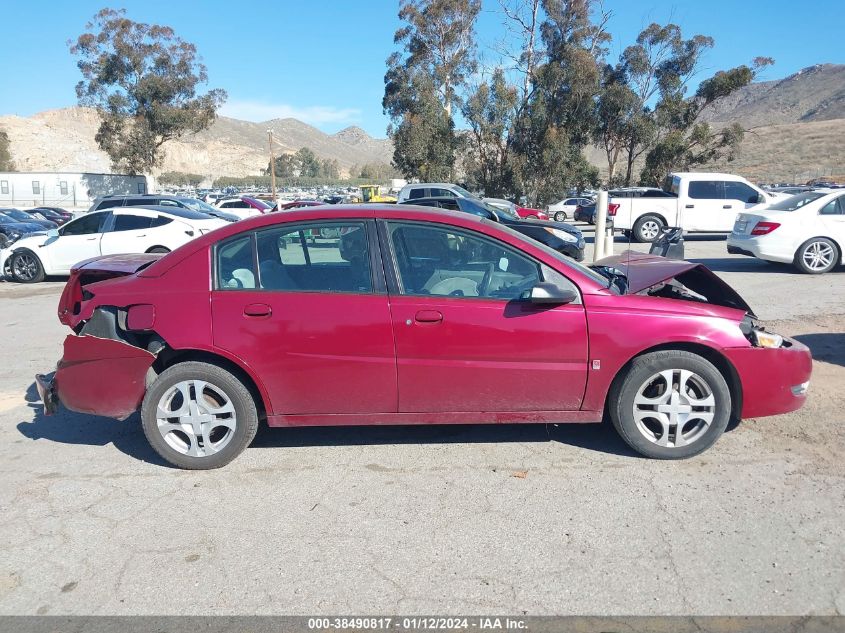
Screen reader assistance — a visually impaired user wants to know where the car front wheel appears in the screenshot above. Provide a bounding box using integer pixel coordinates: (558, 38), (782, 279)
(794, 237), (838, 274)
(554, 211), (567, 222)
(141, 361), (259, 469)
(11, 250), (45, 283)
(609, 350), (731, 459)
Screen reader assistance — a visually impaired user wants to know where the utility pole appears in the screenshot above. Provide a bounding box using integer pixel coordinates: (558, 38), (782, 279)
(267, 129), (277, 205)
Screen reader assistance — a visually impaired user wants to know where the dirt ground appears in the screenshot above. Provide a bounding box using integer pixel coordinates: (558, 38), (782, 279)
(0, 235), (843, 616)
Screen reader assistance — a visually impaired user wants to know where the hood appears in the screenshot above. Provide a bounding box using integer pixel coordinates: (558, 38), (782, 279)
(507, 216), (581, 236)
(595, 251), (755, 316)
(2, 221), (45, 232)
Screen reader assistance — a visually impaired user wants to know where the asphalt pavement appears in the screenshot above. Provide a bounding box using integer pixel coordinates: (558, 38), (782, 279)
(0, 232), (842, 615)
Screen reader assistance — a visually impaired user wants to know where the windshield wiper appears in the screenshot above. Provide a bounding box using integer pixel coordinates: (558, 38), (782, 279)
(590, 265), (628, 294)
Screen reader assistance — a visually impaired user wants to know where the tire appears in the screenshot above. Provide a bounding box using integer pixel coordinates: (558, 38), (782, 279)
(553, 211), (567, 222)
(608, 350), (731, 459)
(632, 214), (665, 243)
(11, 250), (45, 283)
(147, 246), (170, 254)
(793, 237), (839, 274)
(141, 361), (259, 469)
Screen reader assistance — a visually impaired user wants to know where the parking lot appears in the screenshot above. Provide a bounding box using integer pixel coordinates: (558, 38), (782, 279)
(0, 230), (843, 615)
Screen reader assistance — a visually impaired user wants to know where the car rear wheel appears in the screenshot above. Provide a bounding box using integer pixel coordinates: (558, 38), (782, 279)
(794, 237), (838, 274)
(553, 211), (567, 222)
(141, 362), (259, 469)
(609, 350), (731, 459)
(632, 215), (664, 243)
(11, 250), (45, 283)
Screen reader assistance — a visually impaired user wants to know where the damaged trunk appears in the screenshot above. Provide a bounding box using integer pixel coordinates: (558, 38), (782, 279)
(52, 307), (164, 420)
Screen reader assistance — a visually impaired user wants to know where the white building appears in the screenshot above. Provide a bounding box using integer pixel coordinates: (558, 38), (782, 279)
(0, 172), (147, 211)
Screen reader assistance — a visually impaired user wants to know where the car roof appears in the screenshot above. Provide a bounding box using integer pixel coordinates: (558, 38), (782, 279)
(401, 183), (458, 189)
(111, 204), (218, 220)
(670, 172), (750, 180)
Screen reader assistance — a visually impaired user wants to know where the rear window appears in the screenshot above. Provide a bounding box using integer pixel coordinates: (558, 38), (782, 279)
(767, 191), (827, 211)
(688, 181), (724, 199)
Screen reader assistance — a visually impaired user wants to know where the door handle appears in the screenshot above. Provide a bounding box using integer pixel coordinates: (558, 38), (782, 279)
(685, 204), (695, 209)
(414, 310), (443, 323)
(86, 237), (98, 240)
(722, 205), (733, 209)
(136, 234), (147, 237)
(243, 303), (272, 318)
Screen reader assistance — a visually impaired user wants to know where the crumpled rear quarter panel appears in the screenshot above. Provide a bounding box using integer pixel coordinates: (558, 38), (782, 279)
(55, 335), (156, 420)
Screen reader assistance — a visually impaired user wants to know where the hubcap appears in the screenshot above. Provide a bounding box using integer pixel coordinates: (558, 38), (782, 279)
(802, 241), (834, 271)
(555, 212), (566, 221)
(156, 380), (237, 458)
(640, 220), (660, 240)
(632, 369), (716, 448)
(12, 254), (38, 281)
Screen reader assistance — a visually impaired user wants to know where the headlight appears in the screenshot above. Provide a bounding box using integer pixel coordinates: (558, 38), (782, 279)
(547, 227), (578, 243)
(752, 330), (783, 348)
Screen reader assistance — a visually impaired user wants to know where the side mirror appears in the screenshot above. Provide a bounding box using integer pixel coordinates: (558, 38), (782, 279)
(522, 282), (577, 305)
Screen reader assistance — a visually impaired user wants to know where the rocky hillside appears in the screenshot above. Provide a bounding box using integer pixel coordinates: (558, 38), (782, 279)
(701, 64), (845, 128)
(0, 107), (393, 179)
(1, 63), (843, 184)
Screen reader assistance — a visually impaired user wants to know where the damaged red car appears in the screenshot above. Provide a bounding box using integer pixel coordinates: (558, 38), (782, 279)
(37, 205), (812, 469)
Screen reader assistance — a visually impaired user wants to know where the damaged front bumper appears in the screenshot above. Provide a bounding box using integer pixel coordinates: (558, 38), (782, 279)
(39, 333), (157, 420)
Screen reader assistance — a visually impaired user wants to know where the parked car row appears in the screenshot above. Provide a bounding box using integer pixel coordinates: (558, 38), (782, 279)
(1, 206), (227, 283)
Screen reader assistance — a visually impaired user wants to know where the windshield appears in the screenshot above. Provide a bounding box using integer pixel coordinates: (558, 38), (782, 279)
(178, 198), (222, 214)
(0, 213), (14, 224)
(452, 185), (476, 199)
(767, 191), (827, 211)
(486, 201), (519, 220)
(4, 209), (32, 221)
(244, 197), (273, 210)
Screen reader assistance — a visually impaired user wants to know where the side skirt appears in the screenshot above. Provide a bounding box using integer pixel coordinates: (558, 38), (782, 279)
(267, 410), (603, 427)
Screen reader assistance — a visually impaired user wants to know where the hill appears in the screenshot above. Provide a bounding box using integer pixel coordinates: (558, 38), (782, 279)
(0, 107), (393, 179)
(701, 64), (845, 128)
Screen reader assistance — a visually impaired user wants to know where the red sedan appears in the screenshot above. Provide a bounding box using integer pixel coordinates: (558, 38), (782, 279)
(38, 205), (811, 469)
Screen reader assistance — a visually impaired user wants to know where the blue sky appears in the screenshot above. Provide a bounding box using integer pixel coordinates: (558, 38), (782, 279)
(1, 0), (842, 137)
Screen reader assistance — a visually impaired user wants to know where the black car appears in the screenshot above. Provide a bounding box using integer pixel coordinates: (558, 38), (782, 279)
(0, 213), (46, 276)
(0, 208), (58, 230)
(88, 194), (239, 222)
(409, 196), (585, 261)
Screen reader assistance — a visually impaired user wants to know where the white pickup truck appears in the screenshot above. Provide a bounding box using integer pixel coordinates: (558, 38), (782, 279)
(609, 172), (787, 242)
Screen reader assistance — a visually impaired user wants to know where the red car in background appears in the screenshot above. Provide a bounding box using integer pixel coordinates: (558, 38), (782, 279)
(37, 205), (811, 469)
(516, 206), (549, 221)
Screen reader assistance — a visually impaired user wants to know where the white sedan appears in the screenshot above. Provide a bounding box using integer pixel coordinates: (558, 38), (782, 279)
(547, 197), (593, 222)
(727, 189), (845, 274)
(2, 206), (227, 283)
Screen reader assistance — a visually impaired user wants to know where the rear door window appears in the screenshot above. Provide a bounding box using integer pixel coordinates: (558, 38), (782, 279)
(688, 181), (724, 199)
(407, 188), (426, 200)
(254, 222), (373, 293)
(112, 214), (153, 231)
(430, 188), (456, 198)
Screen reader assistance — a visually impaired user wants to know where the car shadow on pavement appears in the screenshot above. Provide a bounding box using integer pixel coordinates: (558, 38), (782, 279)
(793, 333), (845, 367)
(250, 420), (641, 458)
(18, 381), (172, 467)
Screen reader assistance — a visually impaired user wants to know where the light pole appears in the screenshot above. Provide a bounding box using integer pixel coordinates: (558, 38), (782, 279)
(267, 129), (277, 205)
